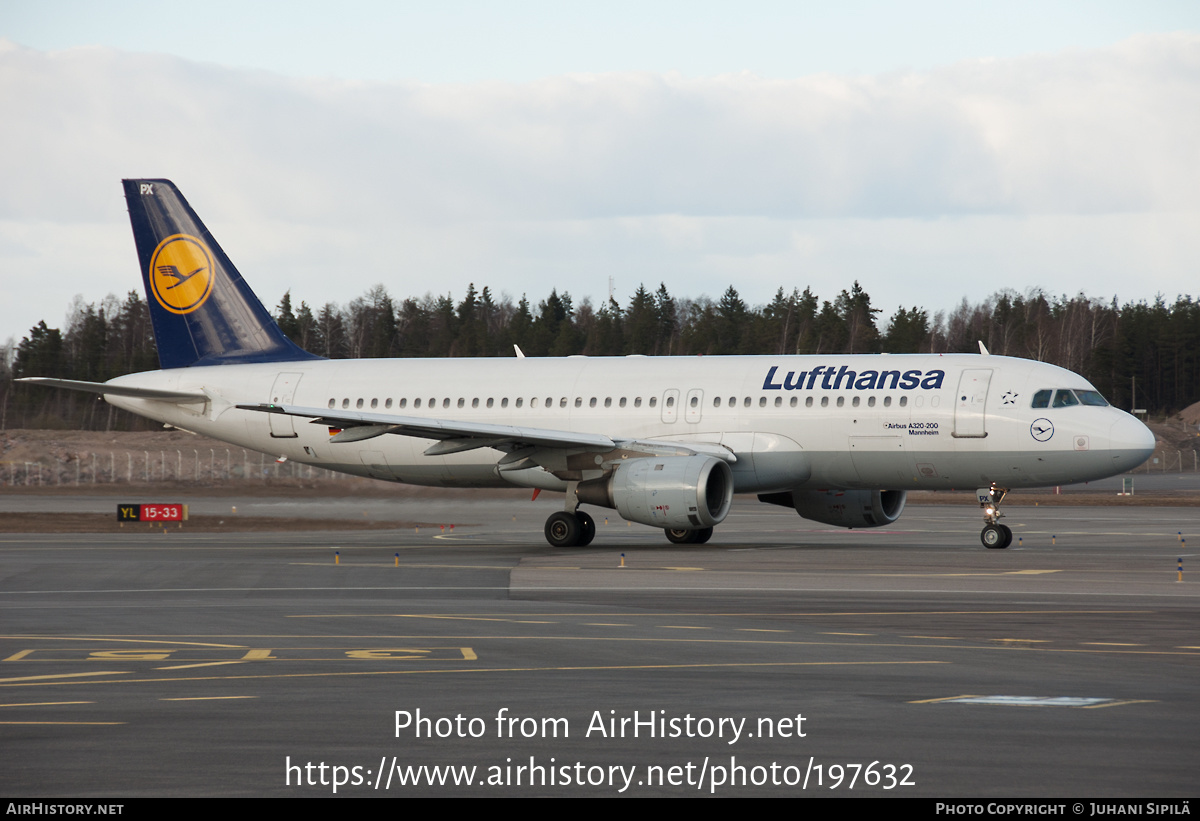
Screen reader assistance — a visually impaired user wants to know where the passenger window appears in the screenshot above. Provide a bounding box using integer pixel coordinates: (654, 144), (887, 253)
(486, 398), (493, 408)
(516, 398), (524, 408)
(649, 397), (657, 408)
(836, 396), (845, 407)
(1053, 390), (1079, 408)
(759, 397), (766, 408)
(713, 397), (721, 407)
(1032, 390), (1052, 409)
(666, 396), (675, 407)
(414, 398), (422, 408)
(328, 398), (335, 409)
(399, 398), (407, 408)
(575, 397), (583, 408)
(531, 397), (539, 408)
(867, 396), (875, 407)
(820, 397), (829, 407)
(883, 396), (892, 407)
(689, 396), (697, 408)
(590, 397), (597, 408)
(619, 397), (627, 408)
(501, 398), (509, 408)
(371, 398), (378, 409)
(559, 397), (567, 408)
(634, 397), (642, 407)
(743, 397), (751, 408)
(545, 397), (553, 408)
(605, 397), (613, 408)
(806, 397), (813, 408)
(790, 397), (797, 407)
(356, 398), (364, 409)
(899, 396), (907, 407)
(385, 398), (392, 409)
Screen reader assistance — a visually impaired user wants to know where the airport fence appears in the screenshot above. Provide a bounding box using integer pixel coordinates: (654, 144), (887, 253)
(1138, 449), (1199, 473)
(2, 447), (1196, 487)
(0, 448), (351, 487)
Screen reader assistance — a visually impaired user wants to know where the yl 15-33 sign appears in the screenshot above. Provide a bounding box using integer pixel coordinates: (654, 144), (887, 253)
(117, 504), (188, 521)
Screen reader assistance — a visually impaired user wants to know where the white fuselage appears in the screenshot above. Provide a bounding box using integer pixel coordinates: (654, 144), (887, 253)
(104, 353), (1155, 494)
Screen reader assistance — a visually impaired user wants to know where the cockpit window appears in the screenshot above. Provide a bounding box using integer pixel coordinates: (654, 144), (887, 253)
(1034, 388), (1109, 409)
(1052, 390), (1079, 408)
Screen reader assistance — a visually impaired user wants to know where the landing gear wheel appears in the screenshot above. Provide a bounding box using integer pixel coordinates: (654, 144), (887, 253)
(665, 527), (713, 544)
(981, 524), (1009, 549)
(665, 528), (697, 544)
(576, 511), (596, 547)
(545, 511), (582, 547)
(977, 484), (1013, 549)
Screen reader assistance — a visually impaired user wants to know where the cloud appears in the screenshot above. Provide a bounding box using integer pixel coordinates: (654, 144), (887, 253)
(1, 35), (1197, 339)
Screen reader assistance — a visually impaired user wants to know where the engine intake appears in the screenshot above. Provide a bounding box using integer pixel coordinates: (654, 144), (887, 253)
(759, 489), (907, 528)
(578, 455), (733, 529)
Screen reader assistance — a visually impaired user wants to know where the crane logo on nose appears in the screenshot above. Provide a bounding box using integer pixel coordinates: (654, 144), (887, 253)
(1030, 418), (1054, 442)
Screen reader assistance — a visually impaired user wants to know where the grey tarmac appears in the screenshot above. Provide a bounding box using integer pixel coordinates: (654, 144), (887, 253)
(0, 494), (1196, 797)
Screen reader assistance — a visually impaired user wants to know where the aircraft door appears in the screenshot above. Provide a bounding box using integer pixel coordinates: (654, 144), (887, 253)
(685, 389), (704, 423)
(661, 389), (680, 423)
(850, 436), (913, 484)
(952, 369), (992, 438)
(268, 372), (302, 438)
(358, 450), (392, 480)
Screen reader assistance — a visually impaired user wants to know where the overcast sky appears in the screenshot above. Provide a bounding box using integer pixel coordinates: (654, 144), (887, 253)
(2, 1), (1199, 345)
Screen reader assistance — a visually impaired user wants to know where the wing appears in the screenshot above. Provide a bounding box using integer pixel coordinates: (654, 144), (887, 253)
(235, 403), (735, 473)
(239, 402), (615, 450)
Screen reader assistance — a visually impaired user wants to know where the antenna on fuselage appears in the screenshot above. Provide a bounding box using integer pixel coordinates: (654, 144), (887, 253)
(978, 341), (990, 356)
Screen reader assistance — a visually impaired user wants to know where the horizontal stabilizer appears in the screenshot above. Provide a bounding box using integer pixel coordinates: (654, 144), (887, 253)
(17, 377), (207, 403)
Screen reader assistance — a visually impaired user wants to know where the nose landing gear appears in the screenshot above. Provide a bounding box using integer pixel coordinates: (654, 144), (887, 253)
(977, 485), (1013, 549)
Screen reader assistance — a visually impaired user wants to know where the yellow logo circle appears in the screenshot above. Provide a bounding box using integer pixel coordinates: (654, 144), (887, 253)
(148, 234), (215, 314)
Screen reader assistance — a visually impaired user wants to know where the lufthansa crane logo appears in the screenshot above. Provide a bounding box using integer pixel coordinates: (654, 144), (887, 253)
(148, 234), (215, 314)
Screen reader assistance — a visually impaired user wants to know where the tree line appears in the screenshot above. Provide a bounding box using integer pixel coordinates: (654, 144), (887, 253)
(3, 282), (1198, 430)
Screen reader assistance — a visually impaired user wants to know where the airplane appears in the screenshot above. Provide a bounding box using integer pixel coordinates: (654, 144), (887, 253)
(21, 179), (1157, 549)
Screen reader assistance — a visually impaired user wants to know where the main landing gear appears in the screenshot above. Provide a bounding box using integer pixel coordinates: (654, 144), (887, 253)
(977, 484), (1013, 549)
(665, 527), (714, 544)
(544, 510), (595, 548)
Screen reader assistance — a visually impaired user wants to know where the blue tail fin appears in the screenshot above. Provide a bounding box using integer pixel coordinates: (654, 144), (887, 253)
(123, 179), (320, 369)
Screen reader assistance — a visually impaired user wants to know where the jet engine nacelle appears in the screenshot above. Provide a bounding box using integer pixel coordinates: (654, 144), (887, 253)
(760, 489), (907, 528)
(578, 455), (733, 530)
